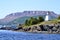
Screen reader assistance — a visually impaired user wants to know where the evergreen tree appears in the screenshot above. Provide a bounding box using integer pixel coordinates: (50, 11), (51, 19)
(38, 16), (44, 22)
(25, 19), (29, 26)
(58, 16), (60, 19)
(25, 16), (44, 26)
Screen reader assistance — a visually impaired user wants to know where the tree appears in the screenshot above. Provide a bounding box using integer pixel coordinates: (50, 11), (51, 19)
(58, 16), (60, 19)
(31, 18), (38, 25)
(25, 17), (38, 26)
(25, 19), (28, 26)
(29, 17), (38, 25)
(25, 19), (32, 26)
(38, 16), (44, 22)
(24, 16), (44, 26)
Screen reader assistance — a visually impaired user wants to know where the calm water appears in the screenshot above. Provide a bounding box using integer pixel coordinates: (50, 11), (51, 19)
(0, 30), (60, 40)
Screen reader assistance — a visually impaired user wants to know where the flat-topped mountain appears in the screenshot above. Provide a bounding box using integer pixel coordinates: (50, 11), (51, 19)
(0, 11), (58, 25)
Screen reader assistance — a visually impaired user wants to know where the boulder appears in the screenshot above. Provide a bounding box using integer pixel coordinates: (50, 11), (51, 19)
(36, 26), (41, 31)
(39, 25), (44, 31)
(52, 27), (57, 31)
(31, 26), (37, 32)
(23, 27), (31, 31)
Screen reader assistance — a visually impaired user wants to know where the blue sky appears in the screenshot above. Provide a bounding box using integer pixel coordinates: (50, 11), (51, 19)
(0, 0), (60, 19)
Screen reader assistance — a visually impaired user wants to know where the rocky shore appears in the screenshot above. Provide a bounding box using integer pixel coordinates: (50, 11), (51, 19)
(14, 23), (60, 34)
(0, 23), (60, 34)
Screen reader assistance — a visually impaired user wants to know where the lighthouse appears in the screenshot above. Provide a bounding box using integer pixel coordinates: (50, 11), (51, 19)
(45, 12), (49, 21)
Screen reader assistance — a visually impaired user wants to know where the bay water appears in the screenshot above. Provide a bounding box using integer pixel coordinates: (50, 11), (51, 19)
(0, 30), (60, 40)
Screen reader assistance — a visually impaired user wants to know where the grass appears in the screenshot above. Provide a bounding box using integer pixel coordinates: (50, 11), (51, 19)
(40, 19), (60, 25)
(23, 19), (60, 28)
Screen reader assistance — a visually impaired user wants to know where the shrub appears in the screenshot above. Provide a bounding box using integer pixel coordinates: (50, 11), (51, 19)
(25, 16), (44, 26)
(38, 16), (44, 22)
(58, 16), (60, 19)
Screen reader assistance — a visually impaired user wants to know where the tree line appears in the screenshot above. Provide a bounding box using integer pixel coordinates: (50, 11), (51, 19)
(24, 16), (44, 26)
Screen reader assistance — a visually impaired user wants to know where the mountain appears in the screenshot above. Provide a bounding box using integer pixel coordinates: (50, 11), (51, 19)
(0, 11), (58, 25)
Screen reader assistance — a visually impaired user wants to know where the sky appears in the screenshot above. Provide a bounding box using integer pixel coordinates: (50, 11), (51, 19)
(0, 0), (60, 19)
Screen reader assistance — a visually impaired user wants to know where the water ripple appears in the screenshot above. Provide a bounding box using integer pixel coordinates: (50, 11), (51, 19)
(0, 30), (60, 40)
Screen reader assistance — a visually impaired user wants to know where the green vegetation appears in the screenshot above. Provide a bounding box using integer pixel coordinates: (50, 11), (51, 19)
(38, 16), (44, 22)
(18, 15), (60, 29)
(40, 19), (60, 25)
(58, 16), (60, 19)
(24, 16), (44, 26)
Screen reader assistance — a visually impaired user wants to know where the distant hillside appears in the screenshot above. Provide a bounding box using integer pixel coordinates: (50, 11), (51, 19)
(8, 16), (44, 24)
(0, 11), (58, 25)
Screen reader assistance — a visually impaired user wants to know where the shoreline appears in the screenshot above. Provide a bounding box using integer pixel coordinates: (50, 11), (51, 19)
(0, 30), (60, 34)
(0, 23), (60, 34)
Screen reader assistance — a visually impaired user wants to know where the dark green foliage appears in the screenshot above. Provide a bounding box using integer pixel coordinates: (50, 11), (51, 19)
(38, 16), (44, 22)
(25, 19), (31, 26)
(32, 18), (38, 24)
(25, 17), (38, 26)
(30, 17), (38, 25)
(25, 16), (44, 26)
(25, 19), (28, 25)
(58, 16), (60, 19)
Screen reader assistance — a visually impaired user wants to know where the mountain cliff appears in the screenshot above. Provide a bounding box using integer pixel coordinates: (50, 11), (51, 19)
(0, 11), (58, 25)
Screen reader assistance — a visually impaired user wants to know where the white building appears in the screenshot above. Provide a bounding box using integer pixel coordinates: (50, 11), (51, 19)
(45, 12), (50, 21)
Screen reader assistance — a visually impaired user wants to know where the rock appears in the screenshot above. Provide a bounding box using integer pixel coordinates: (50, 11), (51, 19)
(23, 27), (31, 31)
(43, 25), (49, 31)
(23, 28), (28, 31)
(36, 26), (41, 31)
(55, 24), (60, 29)
(4, 23), (60, 33)
(18, 26), (23, 29)
(32, 30), (37, 33)
(48, 25), (54, 29)
(31, 26), (37, 32)
(0, 27), (14, 30)
(27, 27), (31, 31)
(52, 27), (57, 31)
(39, 25), (49, 31)
(39, 25), (44, 31)
(56, 27), (60, 33)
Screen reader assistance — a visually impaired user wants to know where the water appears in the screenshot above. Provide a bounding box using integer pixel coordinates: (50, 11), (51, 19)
(0, 30), (60, 40)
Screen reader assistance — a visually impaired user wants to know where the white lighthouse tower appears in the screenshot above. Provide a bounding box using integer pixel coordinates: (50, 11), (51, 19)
(45, 12), (49, 21)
